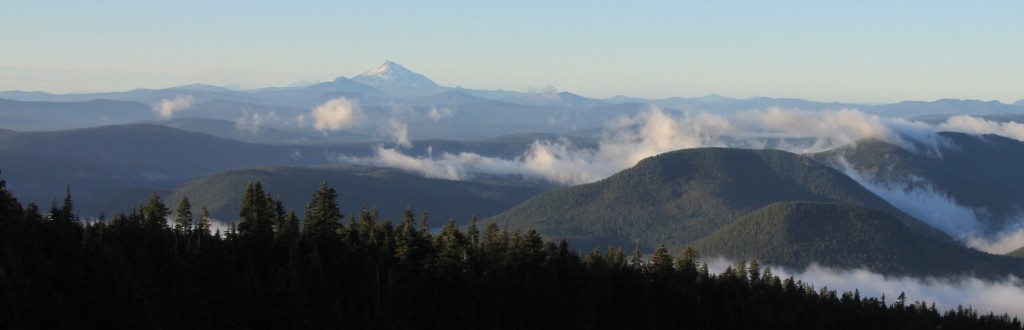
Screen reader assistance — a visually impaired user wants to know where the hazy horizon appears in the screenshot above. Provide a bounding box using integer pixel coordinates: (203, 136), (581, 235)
(2, 2), (1022, 104)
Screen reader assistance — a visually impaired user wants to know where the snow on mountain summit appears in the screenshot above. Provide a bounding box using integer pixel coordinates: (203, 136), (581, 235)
(351, 61), (443, 97)
(360, 60), (401, 79)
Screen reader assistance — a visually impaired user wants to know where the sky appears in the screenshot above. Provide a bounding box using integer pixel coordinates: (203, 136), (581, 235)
(2, 1), (1022, 103)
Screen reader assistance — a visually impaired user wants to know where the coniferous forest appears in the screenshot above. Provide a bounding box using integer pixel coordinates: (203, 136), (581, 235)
(0, 175), (1021, 329)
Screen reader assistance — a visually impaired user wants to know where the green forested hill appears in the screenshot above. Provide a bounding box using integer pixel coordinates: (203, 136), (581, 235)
(0, 122), (572, 218)
(1008, 246), (1024, 259)
(168, 165), (549, 224)
(487, 148), (942, 252)
(155, 117), (327, 144)
(0, 129), (16, 141)
(814, 132), (1024, 227)
(0, 124), (315, 213)
(692, 201), (1024, 278)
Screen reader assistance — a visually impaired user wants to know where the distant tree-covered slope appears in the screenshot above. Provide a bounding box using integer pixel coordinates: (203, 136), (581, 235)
(0, 121), (591, 219)
(487, 148), (943, 252)
(692, 201), (1024, 278)
(814, 132), (1024, 229)
(0, 124), (336, 215)
(0, 129), (16, 140)
(168, 165), (550, 224)
(155, 117), (329, 144)
(1008, 246), (1024, 259)
(0, 98), (153, 131)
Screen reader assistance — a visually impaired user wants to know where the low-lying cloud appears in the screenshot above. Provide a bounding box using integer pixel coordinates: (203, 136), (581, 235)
(428, 106), (454, 122)
(340, 106), (966, 185)
(940, 115), (1024, 141)
(235, 111), (276, 134)
(832, 156), (1024, 254)
(311, 97), (364, 132)
(153, 95), (195, 118)
(837, 161), (982, 236)
(337, 106), (1024, 252)
(383, 118), (411, 148)
(335, 106), (1024, 188)
(702, 258), (1024, 320)
(968, 225), (1024, 255)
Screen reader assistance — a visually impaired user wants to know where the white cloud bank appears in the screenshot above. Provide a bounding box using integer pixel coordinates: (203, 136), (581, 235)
(428, 106), (453, 122)
(700, 258), (1024, 319)
(311, 97), (364, 132)
(153, 95), (195, 118)
(940, 115), (1024, 141)
(383, 118), (411, 148)
(338, 106), (1024, 253)
(341, 106), (960, 186)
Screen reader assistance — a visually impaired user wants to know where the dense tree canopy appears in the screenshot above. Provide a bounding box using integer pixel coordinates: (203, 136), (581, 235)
(0, 174), (1020, 329)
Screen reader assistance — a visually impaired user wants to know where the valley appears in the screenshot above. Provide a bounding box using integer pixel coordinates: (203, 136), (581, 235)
(2, 60), (1024, 327)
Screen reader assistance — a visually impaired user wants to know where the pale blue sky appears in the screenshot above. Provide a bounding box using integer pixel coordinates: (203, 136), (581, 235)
(2, 1), (1021, 103)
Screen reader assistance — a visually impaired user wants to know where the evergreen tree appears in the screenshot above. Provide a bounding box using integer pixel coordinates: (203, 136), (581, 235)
(630, 241), (644, 270)
(0, 172), (23, 226)
(174, 196), (193, 235)
(61, 186), (76, 223)
(649, 244), (673, 276)
(748, 258), (761, 283)
(480, 222), (508, 266)
(278, 210), (300, 244)
(435, 219), (466, 272)
(466, 215), (480, 249)
(302, 182), (342, 241)
(676, 247), (700, 273)
(394, 207), (419, 266)
(197, 206), (212, 236)
(418, 211), (431, 238)
(237, 181), (273, 240)
(142, 193), (170, 230)
(269, 196), (287, 237)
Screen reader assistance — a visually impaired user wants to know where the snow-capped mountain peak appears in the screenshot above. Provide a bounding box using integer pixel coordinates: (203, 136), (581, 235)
(352, 61), (443, 97)
(361, 60), (400, 78)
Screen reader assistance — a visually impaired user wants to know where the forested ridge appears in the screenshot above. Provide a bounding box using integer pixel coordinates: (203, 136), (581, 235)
(488, 147), (945, 252)
(692, 201), (1024, 278)
(0, 174), (1021, 329)
(814, 132), (1024, 227)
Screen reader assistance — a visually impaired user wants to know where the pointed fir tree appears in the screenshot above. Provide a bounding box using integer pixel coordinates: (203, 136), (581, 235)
(198, 206), (212, 236)
(61, 185), (76, 223)
(466, 215), (480, 249)
(435, 219), (466, 272)
(238, 181), (273, 240)
(630, 241), (645, 270)
(649, 244), (674, 276)
(394, 207), (419, 266)
(0, 172), (23, 225)
(142, 193), (170, 230)
(302, 182), (342, 241)
(277, 209), (300, 245)
(174, 196), (193, 235)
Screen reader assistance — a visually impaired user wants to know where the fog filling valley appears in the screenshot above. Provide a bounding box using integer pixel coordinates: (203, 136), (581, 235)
(158, 95), (1024, 317)
(703, 258), (1024, 319)
(297, 96), (1024, 253)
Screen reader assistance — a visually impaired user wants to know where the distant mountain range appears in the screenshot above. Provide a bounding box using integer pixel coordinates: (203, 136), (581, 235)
(2, 61), (1022, 138)
(2, 60), (1024, 278)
